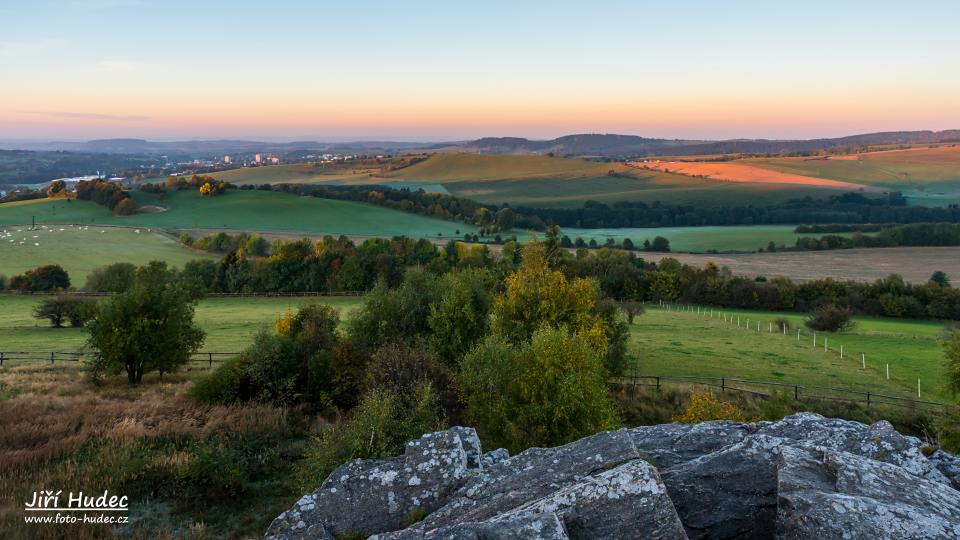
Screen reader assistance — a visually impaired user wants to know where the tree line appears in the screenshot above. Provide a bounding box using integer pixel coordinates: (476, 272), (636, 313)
(256, 184), (960, 231)
(794, 223), (960, 251)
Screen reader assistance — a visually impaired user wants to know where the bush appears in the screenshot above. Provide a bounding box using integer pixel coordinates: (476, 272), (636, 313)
(621, 301), (645, 324)
(192, 303), (356, 409)
(774, 317), (791, 332)
(176, 435), (283, 501)
(460, 327), (619, 453)
(33, 295), (95, 328)
(367, 341), (460, 417)
(85, 262), (136, 292)
(9, 264), (70, 291)
(297, 384), (445, 490)
(674, 390), (746, 423)
(805, 304), (855, 332)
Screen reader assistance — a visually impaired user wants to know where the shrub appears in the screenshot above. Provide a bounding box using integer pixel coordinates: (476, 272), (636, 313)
(297, 384), (444, 490)
(192, 303), (354, 409)
(33, 295), (95, 328)
(805, 304), (854, 332)
(113, 197), (138, 215)
(176, 435), (283, 501)
(774, 317), (791, 332)
(367, 341), (460, 416)
(9, 264), (70, 292)
(674, 390), (746, 423)
(85, 262), (136, 292)
(621, 301), (645, 324)
(460, 327), (619, 453)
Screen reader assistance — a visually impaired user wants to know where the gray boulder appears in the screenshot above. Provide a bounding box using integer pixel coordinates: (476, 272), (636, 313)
(265, 427), (483, 539)
(776, 445), (960, 539)
(267, 413), (960, 540)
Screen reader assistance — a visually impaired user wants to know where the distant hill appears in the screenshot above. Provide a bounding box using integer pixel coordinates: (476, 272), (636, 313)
(455, 130), (960, 158)
(3, 130), (959, 159)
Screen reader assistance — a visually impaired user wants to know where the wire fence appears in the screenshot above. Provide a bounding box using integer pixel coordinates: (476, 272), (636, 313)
(646, 301), (942, 401)
(0, 291), (365, 298)
(615, 373), (957, 415)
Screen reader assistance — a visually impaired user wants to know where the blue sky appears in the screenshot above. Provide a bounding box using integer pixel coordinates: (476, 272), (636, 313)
(1, 0), (958, 140)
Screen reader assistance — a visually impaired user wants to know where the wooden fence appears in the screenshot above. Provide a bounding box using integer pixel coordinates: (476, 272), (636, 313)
(0, 351), (239, 368)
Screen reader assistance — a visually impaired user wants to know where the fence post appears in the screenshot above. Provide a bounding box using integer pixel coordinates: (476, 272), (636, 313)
(867, 392), (871, 407)
(656, 376), (661, 390)
(208, 352), (213, 368)
(0, 352), (4, 366)
(50, 352), (55, 364)
(794, 384), (799, 400)
(721, 377), (725, 393)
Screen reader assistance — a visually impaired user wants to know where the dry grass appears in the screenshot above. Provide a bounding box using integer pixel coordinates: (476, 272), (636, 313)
(0, 364), (295, 539)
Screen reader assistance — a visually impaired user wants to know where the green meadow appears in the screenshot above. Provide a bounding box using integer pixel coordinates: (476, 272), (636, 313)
(0, 189), (475, 239)
(1, 295), (948, 402)
(0, 296), (362, 353)
(562, 225), (847, 253)
(636, 306), (952, 402)
(0, 225), (213, 283)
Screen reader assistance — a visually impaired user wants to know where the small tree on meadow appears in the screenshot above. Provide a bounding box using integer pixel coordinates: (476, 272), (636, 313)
(805, 304), (854, 332)
(34, 295), (94, 328)
(87, 262), (204, 383)
(621, 300), (645, 324)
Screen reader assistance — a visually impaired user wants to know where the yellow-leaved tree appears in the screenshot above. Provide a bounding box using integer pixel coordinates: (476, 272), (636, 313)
(491, 241), (612, 359)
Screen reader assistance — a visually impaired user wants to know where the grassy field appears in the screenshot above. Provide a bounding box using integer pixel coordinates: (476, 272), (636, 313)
(1, 295), (948, 402)
(0, 189), (475, 239)
(197, 154), (843, 208)
(746, 145), (960, 205)
(0, 225), (213, 284)
(562, 224), (845, 252)
(635, 306), (952, 402)
(0, 296), (362, 353)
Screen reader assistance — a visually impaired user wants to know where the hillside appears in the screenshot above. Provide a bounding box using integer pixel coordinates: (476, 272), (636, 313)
(0, 189), (474, 239)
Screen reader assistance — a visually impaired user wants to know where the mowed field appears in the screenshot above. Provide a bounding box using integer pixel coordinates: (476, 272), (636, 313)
(745, 145), (960, 205)
(634, 160), (877, 191)
(643, 247), (960, 283)
(0, 225), (213, 283)
(0, 189), (475, 239)
(0, 295), (948, 402)
(386, 154), (845, 207)
(203, 154), (845, 208)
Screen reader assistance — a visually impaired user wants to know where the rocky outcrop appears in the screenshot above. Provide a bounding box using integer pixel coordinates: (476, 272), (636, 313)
(266, 413), (960, 539)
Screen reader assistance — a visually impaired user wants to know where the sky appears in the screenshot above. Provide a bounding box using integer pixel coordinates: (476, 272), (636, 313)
(1, 0), (959, 141)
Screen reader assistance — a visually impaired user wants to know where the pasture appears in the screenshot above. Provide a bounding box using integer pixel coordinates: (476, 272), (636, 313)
(562, 224), (845, 253)
(0, 225), (212, 284)
(0, 296), (362, 353)
(0, 189), (475, 239)
(634, 305), (952, 402)
(0, 295), (949, 402)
